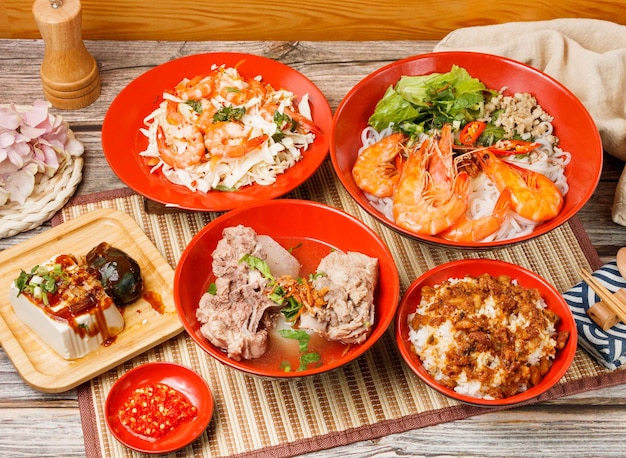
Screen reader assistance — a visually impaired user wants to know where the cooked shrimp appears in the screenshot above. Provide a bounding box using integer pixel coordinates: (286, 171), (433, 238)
(426, 124), (454, 188)
(165, 99), (186, 125)
(175, 73), (217, 100)
(474, 150), (564, 222)
(261, 103), (321, 135)
(204, 121), (268, 158)
(156, 124), (207, 169)
(221, 78), (268, 105)
(440, 188), (511, 242)
(351, 132), (407, 198)
(195, 104), (218, 133)
(392, 137), (470, 235)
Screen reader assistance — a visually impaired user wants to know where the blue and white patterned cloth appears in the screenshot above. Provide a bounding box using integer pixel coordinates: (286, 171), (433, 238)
(563, 260), (626, 370)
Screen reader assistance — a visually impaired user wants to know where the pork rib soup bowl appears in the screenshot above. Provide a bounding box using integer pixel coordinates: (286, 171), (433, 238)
(330, 51), (603, 249)
(174, 199), (400, 378)
(395, 259), (577, 407)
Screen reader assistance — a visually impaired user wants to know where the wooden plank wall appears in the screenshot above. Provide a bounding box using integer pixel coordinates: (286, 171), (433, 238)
(2, 0), (625, 41)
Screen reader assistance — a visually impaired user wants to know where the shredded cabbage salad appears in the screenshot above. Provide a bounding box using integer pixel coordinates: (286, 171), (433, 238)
(139, 64), (318, 192)
(0, 100), (84, 206)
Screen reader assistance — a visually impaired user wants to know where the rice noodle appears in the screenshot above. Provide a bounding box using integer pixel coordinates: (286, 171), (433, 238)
(357, 92), (571, 242)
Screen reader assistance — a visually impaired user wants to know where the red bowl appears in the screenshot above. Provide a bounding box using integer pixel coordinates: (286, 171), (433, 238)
(395, 259), (578, 407)
(330, 51), (602, 249)
(105, 362), (213, 454)
(174, 199), (400, 378)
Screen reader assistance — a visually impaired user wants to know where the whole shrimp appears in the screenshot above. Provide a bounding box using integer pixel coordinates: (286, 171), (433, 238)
(351, 132), (408, 198)
(260, 102), (321, 136)
(220, 78), (268, 105)
(174, 72), (218, 100)
(474, 150), (564, 222)
(392, 128), (469, 235)
(156, 124), (207, 169)
(440, 188), (511, 242)
(204, 121), (268, 158)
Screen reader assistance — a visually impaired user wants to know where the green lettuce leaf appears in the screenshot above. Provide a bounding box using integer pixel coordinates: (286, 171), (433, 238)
(368, 65), (497, 135)
(368, 85), (422, 131)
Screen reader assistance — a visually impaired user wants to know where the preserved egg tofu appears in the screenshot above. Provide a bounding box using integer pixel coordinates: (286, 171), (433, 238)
(9, 254), (125, 360)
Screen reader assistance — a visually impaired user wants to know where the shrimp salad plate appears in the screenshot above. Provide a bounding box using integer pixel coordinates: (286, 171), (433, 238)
(102, 52), (332, 211)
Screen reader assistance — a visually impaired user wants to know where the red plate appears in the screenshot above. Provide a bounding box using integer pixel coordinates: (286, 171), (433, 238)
(102, 52), (332, 211)
(105, 362), (213, 454)
(395, 259), (577, 407)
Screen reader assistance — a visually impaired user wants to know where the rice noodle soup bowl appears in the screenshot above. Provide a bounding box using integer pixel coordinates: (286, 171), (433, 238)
(174, 199), (400, 378)
(330, 52), (603, 249)
(395, 259), (577, 407)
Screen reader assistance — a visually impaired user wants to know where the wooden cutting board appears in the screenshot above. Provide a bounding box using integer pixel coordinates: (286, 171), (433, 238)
(0, 208), (183, 393)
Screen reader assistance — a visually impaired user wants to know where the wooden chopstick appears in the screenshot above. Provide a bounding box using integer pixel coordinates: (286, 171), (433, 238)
(580, 269), (626, 324)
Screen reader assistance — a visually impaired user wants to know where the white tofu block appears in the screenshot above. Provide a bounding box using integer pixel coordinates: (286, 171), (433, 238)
(8, 258), (125, 360)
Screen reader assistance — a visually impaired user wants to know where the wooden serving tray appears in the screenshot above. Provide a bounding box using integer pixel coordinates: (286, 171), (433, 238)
(0, 208), (183, 393)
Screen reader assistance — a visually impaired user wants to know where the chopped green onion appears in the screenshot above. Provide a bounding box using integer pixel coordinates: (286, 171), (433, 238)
(240, 254), (274, 281)
(298, 352), (321, 371)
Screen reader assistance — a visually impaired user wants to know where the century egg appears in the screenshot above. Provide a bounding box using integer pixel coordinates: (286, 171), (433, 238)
(86, 242), (143, 306)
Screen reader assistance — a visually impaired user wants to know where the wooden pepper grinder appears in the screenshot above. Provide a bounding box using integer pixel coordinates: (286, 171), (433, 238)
(32, 0), (100, 110)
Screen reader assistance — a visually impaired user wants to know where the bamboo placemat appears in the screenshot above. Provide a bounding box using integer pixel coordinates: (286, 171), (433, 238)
(53, 161), (626, 458)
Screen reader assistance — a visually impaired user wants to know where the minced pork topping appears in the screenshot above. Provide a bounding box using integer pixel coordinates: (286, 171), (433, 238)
(408, 273), (569, 400)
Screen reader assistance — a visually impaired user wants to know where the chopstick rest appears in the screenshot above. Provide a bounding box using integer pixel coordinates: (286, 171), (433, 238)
(587, 299), (620, 330)
(581, 269), (626, 329)
(563, 260), (626, 370)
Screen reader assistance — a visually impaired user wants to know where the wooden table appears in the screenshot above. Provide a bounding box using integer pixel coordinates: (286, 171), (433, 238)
(1, 39), (626, 457)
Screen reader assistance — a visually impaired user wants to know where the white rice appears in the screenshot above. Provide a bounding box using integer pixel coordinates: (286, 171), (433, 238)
(407, 275), (563, 400)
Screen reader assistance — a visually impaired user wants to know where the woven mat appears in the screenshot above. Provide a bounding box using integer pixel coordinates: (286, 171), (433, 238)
(52, 161), (626, 458)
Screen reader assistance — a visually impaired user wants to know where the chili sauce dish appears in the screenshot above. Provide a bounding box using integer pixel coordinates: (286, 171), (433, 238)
(105, 362), (214, 454)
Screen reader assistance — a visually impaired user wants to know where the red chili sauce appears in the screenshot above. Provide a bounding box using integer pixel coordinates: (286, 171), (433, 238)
(118, 382), (197, 439)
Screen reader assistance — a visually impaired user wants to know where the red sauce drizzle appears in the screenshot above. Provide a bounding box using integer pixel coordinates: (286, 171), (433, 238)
(143, 291), (166, 314)
(22, 255), (116, 346)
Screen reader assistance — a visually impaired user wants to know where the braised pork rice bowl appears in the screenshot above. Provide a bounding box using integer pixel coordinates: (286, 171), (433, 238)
(395, 259), (577, 406)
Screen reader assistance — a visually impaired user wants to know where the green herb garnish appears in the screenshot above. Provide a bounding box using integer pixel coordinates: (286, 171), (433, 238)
(213, 106), (245, 122)
(278, 329), (322, 372)
(239, 254), (274, 281)
(279, 296), (303, 322)
(297, 352), (321, 371)
(278, 329), (311, 352)
(185, 100), (203, 113)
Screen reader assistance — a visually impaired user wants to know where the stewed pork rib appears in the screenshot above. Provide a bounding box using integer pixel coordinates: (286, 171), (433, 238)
(196, 225), (299, 360)
(300, 251), (379, 345)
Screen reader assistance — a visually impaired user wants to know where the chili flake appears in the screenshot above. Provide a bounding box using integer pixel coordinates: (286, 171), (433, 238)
(118, 382), (197, 439)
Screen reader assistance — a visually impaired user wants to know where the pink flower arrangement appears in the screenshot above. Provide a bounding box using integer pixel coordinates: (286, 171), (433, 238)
(0, 100), (83, 206)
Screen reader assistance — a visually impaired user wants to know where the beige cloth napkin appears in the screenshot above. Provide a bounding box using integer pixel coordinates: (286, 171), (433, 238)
(434, 18), (626, 225)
